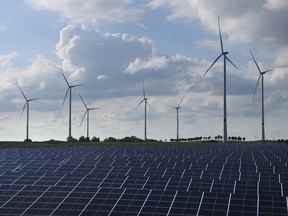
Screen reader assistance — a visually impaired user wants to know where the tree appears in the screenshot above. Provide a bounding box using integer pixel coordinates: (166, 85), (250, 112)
(104, 137), (117, 142)
(79, 136), (86, 142)
(91, 136), (100, 143)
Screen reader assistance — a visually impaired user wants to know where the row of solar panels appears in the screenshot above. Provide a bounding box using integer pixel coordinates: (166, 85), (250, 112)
(0, 173), (286, 194)
(0, 185), (286, 216)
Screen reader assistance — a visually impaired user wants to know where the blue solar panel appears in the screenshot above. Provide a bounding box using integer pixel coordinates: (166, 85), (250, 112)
(0, 143), (286, 215)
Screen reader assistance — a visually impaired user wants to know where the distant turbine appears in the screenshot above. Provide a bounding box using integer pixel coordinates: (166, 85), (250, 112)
(250, 51), (274, 142)
(204, 16), (238, 144)
(175, 96), (185, 141)
(137, 82), (148, 141)
(61, 72), (81, 140)
(79, 95), (99, 139)
(17, 85), (38, 142)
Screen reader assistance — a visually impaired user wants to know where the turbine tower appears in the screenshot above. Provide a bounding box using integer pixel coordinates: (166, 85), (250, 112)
(61, 72), (81, 141)
(204, 16), (238, 144)
(137, 82), (148, 141)
(250, 51), (274, 142)
(79, 95), (99, 139)
(18, 85), (38, 142)
(175, 96), (185, 141)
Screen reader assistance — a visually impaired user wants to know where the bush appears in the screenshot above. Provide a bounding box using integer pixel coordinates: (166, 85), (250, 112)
(78, 136), (86, 142)
(119, 136), (143, 142)
(91, 136), (100, 143)
(24, 138), (32, 143)
(103, 137), (117, 142)
(67, 136), (77, 142)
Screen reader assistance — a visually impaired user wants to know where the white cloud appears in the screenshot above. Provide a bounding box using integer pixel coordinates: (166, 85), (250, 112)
(149, 0), (288, 46)
(28, 0), (145, 25)
(125, 56), (169, 74)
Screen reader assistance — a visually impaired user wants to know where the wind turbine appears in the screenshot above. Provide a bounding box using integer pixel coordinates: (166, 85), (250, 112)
(137, 82), (148, 141)
(204, 16), (238, 144)
(250, 51), (274, 142)
(17, 85), (38, 142)
(79, 95), (99, 139)
(175, 96), (185, 141)
(61, 72), (81, 140)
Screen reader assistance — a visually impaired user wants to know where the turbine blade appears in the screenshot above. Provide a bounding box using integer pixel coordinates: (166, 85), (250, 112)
(142, 81), (146, 98)
(226, 56), (239, 69)
(250, 50), (262, 74)
(29, 98), (39, 102)
(80, 111), (88, 126)
(71, 84), (82, 88)
(90, 107), (100, 111)
(218, 16), (224, 53)
(79, 95), (88, 109)
(137, 98), (145, 107)
(20, 103), (27, 118)
(17, 85), (28, 101)
(62, 88), (69, 105)
(263, 69), (274, 74)
(61, 72), (70, 87)
(204, 54), (223, 77)
(254, 75), (262, 95)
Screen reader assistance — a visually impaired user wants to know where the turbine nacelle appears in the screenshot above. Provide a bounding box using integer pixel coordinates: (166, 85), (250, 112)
(70, 84), (82, 89)
(27, 98), (39, 103)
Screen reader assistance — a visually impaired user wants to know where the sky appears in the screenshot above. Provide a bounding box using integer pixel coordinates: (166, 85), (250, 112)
(0, 0), (288, 141)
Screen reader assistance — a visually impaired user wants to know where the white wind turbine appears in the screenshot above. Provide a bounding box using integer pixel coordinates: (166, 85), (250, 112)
(137, 82), (148, 141)
(250, 51), (274, 142)
(204, 16), (238, 144)
(174, 96), (185, 141)
(79, 95), (100, 139)
(61, 72), (81, 140)
(17, 85), (38, 142)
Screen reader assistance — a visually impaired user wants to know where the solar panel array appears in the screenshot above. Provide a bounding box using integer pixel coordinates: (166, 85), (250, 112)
(0, 143), (287, 215)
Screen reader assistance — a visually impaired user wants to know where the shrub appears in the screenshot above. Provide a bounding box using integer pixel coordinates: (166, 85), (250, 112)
(91, 136), (100, 143)
(104, 137), (117, 142)
(79, 136), (86, 142)
(24, 138), (32, 143)
(67, 136), (77, 142)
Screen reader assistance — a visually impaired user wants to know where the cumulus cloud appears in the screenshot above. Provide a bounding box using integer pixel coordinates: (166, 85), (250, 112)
(125, 55), (196, 75)
(28, 0), (145, 24)
(55, 25), (209, 99)
(2, 25), (260, 114)
(149, 0), (288, 46)
(0, 54), (58, 94)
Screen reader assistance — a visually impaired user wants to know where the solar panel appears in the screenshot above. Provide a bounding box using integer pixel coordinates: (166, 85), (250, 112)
(0, 143), (286, 215)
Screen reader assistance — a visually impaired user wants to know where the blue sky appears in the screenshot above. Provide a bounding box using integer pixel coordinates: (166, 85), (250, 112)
(0, 1), (61, 61)
(0, 0), (288, 141)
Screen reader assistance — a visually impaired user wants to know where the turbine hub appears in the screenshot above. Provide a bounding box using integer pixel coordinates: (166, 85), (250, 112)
(223, 51), (229, 55)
